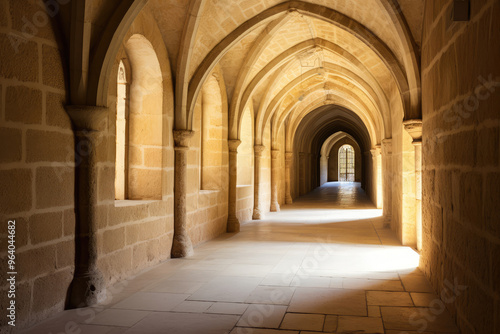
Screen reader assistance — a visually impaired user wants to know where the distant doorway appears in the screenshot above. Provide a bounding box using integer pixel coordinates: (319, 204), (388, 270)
(339, 144), (355, 182)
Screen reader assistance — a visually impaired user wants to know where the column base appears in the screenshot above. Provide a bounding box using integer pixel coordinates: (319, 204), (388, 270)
(227, 217), (240, 233)
(383, 215), (392, 228)
(252, 208), (262, 220)
(285, 196), (293, 205)
(270, 202), (280, 212)
(69, 270), (106, 308)
(171, 234), (194, 258)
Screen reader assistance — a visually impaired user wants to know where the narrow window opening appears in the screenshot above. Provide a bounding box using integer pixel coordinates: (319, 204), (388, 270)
(339, 144), (355, 182)
(115, 60), (128, 200)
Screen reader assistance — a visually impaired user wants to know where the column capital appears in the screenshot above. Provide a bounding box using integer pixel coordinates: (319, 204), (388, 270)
(285, 152), (293, 161)
(254, 145), (265, 156)
(271, 149), (280, 159)
(382, 138), (393, 154)
(299, 152), (306, 158)
(173, 130), (195, 148)
(403, 119), (423, 143)
(370, 146), (381, 157)
(228, 139), (242, 152)
(66, 105), (108, 131)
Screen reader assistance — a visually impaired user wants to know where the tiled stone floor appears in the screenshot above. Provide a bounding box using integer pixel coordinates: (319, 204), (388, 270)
(23, 183), (459, 334)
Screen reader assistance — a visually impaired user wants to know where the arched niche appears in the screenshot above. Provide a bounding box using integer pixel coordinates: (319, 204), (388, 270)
(124, 34), (163, 200)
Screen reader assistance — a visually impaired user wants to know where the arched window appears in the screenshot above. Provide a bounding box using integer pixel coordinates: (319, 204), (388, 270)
(114, 34), (163, 201)
(115, 60), (128, 200)
(338, 144), (355, 182)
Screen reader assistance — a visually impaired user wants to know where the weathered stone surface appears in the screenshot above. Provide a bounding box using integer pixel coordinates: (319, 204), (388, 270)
(0, 33), (38, 82)
(29, 211), (63, 244)
(27, 129), (74, 162)
(0, 127), (22, 163)
(0, 169), (32, 214)
(35, 167), (74, 209)
(5, 85), (42, 124)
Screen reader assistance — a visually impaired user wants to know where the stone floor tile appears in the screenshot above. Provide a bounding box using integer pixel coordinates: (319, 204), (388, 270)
(245, 286), (296, 305)
(111, 292), (189, 311)
(146, 279), (203, 294)
(260, 273), (295, 286)
(206, 302), (250, 315)
(323, 315), (338, 332)
(368, 305), (381, 317)
(88, 309), (150, 327)
(288, 288), (367, 316)
(172, 300), (213, 313)
(337, 316), (384, 333)
(367, 291), (414, 306)
(280, 313), (325, 331)
(411, 292), (440, 307)
(188, 276), (262, 302)
(123, 312), (239, 334)
(343, 278), (404, 291)
(166, 269), (220, 282)
(291, 275), (332, 288)
(230, 329), (299, 334)
(221, 264), (275, 277)
(381, 307), (459, 332)
(237, 304), (288, 328)
(401, 274), (435, 292)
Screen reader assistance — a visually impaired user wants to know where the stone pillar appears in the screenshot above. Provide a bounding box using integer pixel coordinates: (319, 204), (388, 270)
(227, 140), (241, 232)
(370, 146), (382, 209)
(285, 152), (293, 204)
(66, 105), (107, 307)
(381, 139), (393, 227)
(299, 152), (306, 195)
(270, 149), (280, 212)
(252, 145), (266, 220)
(404, 120), (423, 251)
(171, 130), (195, 258)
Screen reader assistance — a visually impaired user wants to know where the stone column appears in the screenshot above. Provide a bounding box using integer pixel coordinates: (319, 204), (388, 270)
(370, 146), (382, 209)
(227, 140), (241, 232)
(252, 145), (266, 220)
(270, 149), (280, 212)
(285, 152), (293, 204)
(404, 120), (423, 251)
(299, 152), (306, 195)
(381, 139), (393, 227)
(66, 105), (107, 307)
(171, 130), (195, 258)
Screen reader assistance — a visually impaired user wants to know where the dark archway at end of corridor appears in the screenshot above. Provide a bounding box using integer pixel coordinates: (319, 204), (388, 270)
(291, 105), (376, 205)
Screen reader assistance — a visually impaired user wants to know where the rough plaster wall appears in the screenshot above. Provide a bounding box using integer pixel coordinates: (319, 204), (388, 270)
(420, 0), (500, 332)
(0, 1), (73, 329)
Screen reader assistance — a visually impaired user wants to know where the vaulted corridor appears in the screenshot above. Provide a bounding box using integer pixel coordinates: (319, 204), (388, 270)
(1, 0), (498, 332)
(24, 183), (458, 334)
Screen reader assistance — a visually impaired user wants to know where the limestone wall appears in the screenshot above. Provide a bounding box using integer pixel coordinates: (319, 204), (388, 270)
(0, 1), (74, 328)
(420, 0), (500, 332)
(188, 66), (229, 246)
(98, 9), (175, 287)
